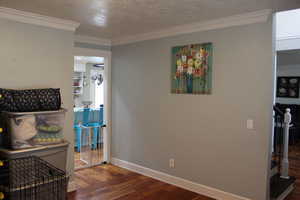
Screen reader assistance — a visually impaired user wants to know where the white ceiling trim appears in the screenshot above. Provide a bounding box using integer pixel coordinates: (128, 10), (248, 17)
(0, 7), (80, 31)
(277, 36), (300, 51)
(277, 35), (300, 41)
(74, 35), (111, 46)
(112, 9), (272, 46)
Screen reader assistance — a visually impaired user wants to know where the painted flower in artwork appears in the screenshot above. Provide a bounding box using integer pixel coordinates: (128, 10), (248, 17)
(171, 43), (213, 94)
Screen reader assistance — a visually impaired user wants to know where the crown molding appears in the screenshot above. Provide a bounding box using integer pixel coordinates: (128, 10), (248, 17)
(74, 35), (111, 46)
(277, 35), (300, 41)
(0, 7), (80, 31)
(276, 35), (300, 51)
(112, 9), (272, 46)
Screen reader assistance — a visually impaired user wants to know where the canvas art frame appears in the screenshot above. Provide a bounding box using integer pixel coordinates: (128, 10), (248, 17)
(171, 43), (213, 94)
(277, 76), (300, 98)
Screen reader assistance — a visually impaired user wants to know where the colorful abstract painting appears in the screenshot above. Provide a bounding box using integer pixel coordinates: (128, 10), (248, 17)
(171, 43), (213, 94)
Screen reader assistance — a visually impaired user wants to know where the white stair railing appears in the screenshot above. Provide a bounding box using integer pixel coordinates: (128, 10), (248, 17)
(281, 108), (292, 179)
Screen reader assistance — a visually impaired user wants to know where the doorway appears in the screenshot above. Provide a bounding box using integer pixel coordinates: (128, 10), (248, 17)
(270, 8), (300, 200)
(72, 48), (111, 170)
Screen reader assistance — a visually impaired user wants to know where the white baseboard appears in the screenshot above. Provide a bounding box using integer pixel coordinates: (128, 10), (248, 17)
(111, 158), (251, 200)
(68, 180), (78, 193)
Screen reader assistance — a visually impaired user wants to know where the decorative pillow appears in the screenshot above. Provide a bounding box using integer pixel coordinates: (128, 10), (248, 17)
(12, 89), (40, 112)
(37, 88), (61, 111)
(0, 88), (61, 112)
(0, 89), (18, 112)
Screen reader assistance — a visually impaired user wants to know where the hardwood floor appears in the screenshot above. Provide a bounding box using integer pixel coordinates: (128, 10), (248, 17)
(70, 142), (300, 200)
(74, 148), (103, 169)
(68, 164), (214, 200)
(285, 144), (300, 200)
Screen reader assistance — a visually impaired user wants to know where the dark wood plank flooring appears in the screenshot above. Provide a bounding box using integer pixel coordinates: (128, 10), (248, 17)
(68, 164), (214, 200)
(74, 148), (103, 169)
(70, 141), (300, 200)
(285, 144), (300, 200)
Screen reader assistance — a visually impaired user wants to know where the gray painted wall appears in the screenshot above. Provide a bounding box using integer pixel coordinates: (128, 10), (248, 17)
(74, 42), (111, 51)
(0, 18), (75, 177)
(112, 20), (274, 200)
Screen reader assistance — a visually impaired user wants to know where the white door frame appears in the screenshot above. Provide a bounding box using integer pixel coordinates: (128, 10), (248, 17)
(73, 47), (112, 163)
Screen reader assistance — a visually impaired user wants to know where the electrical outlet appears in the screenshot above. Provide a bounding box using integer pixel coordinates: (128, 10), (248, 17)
(169, 159), (175, 168)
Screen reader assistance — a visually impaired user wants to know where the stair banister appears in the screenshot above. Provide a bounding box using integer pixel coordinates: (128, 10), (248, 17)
(281, 108), (291, 179)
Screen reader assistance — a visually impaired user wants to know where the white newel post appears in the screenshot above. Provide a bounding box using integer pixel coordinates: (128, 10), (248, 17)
(281, 108), (291, 179)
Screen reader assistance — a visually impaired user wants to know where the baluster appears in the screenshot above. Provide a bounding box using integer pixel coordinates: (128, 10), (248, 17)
(281, 108), (291, 179)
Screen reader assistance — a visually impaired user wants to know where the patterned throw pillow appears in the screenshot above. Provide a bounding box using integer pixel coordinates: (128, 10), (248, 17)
(38, 88), (61, 111)
(0, 89), (18, 112)
(0, 88), (61, 112)
(12, 90), (40, 112)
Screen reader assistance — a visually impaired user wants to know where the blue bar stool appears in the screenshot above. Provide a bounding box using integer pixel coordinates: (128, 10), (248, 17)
(86, 123), (100, 150)
(89, 105), (104, 149)
(74, 124), (82, 152)
(99, 105), (104, 125)
(83, 108), (90, 125)
(74, 105), (104, 151)
(83, 107), (103, 150)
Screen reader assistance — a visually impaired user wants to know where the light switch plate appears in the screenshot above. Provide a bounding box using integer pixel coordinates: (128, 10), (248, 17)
(247, 119), (254, 129)
(169, 159), (175, 168)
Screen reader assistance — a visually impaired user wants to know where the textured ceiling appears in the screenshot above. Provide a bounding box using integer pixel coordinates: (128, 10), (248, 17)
(0, 0), (272, 39)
